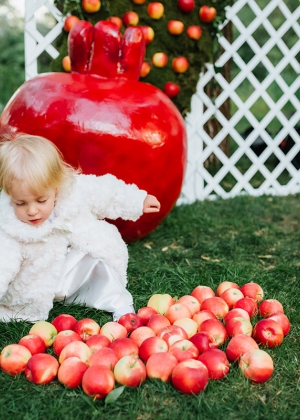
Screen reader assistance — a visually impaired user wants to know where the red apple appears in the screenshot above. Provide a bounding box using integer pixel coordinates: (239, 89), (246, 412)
(58, 357), (88, 388)
(199, 5), (217, 23)
(173, 317), (198, 338)
(53, 330), (82, 356)
(100, 321), (128, 342)
(147, 2), (164, 19)
(81, 0), (101, 13)
(51, 314), (77, 332)
(224, 308), (250, 324)
(88, 347), (119, 370)
(107, 16), (122, 29)
(114, 355), (147, 387)
(146, 314), (171, 334)
(186, 25), (202, 40)
(25, 353), (59, 385)
(259, 299), (284, 317)
(191, 285), (215, 304)
(157, 325), (188, 346)
(73, 318), (101, 341)
(220, 288), (244, 309)
(118, 313), (144, 334)
(177, 0), (195, 14)
(108, 337), (139, 359)
(172, 57), (189, 73)
(267, 312), (290, 336)
(138, 26), (155, 45)
(165, 303), (192, 323)
(163, 82), (180, 98)
(198, 349), (230, 380)
(239, 349), (274, 383)
(171, 359), (209, 394)
(192, 310), (217, 327)
(152, 52), (168, 68)
(64, 15), (80, 32)
(130, 326), (156, 347)
(140, 61), (151, 78)
(200, 297), (229, 319)
(59, 341), (91, 364)
(137, 306), (158, 325)
(226, 334), (259, 362)
(216, 281), (239, 297)
(225, 317), (253, 337)
(239, 282), (264, 303)
(29, 321), (58, 348)
(147, 293), (175, 315)
(177, 295), (200, 315)
(18, 334), (46, 355)
(82, 365), (115, 399)
(123, 11), (139, 27)
(253, 319), (284, 348)
(189, 331), (217, 353)
(146, 352), (178, 381)
(233, 297), (258, 318)
(139, 336), (168, 362)
(0, 344), (32, 375)
(85, 334), (111, 353)
(167, 20), (184, 35)
(198, 319), (228, 347)
(169, 339), (199, 362)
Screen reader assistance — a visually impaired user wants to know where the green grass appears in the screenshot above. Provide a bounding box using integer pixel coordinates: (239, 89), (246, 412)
(1, 194), (300, 420)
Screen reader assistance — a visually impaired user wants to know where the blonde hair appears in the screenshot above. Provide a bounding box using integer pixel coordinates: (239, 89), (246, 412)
(0, 133), (78, 195)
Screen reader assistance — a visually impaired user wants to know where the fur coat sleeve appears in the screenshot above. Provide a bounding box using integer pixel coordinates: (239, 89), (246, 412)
(0, 231), (22, 299)
(76, 174), (148, 221)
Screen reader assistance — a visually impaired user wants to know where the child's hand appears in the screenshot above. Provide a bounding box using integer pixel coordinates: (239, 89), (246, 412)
(143, 195), (161, 213)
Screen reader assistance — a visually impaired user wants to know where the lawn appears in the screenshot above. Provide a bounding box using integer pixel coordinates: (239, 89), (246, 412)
(0, 193), (299, 420)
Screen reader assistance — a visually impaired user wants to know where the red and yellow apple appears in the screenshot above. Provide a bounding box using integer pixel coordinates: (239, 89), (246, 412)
(139, 336), (168, 362)
(147, 2), (164, 19)
(100, 321), (128, 342)
(59, 341), (91, 365)
(259, 299), (284, 317)
(18, 334), (46, 355)
(167, 20), (184, 35)
(171, 359), (209, 394)
(146, 314), (171, 334)
(25, 353), (59, 385)
(29, 321), (58, 348)
(220, 287), (244, 309)
(253, 319), (284, 348)
(200, 297), (229, 319)
(147, 293), (175, 315)
(199, 5), (217, 23)
(239, 282), (264, 303)
(118, 313), (144, 333)
(0, 344), (32, 375)
(186, 25), (202, 40)
(114, 355), (147, 387)
(123, 11), (139, 27)
(177, 0), (195, 14)
(191, 285), (215, 304)
(152, 52), (168, 68)
(64, 15), (80, 32)
(198, 349), (230, 380)
(163, 82), (181, 98)
(172, 57), (189, 73)
(82, 0), (101, 13)
(85, 334), (111, 353)
(216, 281), (239, 297)
(53, 330), (83, 356)
(165, 303), (192, 324)
(88, 347), (119, 370)
(108, 337), (139, 359)
(58, 356), (88, 388)
(226, 334), (259, 362)
(239, 349), (274, 383)
(82, 365), (115, 399)
(51, 314), (77, 332)
(169, 339), (199, 362)
(146, 352), (178, 381)
(157, 325), (188, 346)
(130, 326), (156, 347)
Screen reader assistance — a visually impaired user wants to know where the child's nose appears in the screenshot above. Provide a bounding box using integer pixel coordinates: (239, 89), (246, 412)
(27, 204), (38, 216)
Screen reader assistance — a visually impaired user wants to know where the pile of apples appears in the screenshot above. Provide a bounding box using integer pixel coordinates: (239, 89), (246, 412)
(63, 0), (217, 99)
(0, 281), (290, 399)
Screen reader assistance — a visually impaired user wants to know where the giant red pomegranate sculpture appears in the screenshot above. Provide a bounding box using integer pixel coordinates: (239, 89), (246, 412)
(0, 21), (187, 242)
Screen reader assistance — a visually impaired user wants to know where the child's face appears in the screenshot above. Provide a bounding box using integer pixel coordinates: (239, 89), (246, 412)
(10, 180), (57, 227)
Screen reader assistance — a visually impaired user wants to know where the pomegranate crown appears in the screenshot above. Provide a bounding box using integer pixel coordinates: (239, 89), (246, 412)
(68, 20), (146, 81)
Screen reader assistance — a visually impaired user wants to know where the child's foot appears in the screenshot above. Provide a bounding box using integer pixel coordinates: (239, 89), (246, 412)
(113, 305), (135, 321)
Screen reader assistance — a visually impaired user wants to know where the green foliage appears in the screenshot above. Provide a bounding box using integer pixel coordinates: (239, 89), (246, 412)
(0, 193), (300, 419)
(52, 0), (231, 115)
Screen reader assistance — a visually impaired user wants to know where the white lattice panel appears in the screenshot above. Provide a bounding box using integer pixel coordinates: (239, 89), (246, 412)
(24, 0), (300, 203)
(179, 0), (300, 203)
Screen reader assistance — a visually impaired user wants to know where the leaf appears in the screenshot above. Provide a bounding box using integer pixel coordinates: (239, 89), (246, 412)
(201, 255), (210, 260)
(162, 247), (168, 252)
(105, 386), (125, 405)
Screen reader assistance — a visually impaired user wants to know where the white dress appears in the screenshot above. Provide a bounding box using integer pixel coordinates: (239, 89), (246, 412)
(55, 248), (135, 321)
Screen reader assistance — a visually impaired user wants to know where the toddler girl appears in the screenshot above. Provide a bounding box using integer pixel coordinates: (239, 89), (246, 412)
(0, 133), (160, 322)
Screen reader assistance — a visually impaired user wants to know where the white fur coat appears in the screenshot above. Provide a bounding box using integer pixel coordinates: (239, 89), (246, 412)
(0, 174), (147, 322)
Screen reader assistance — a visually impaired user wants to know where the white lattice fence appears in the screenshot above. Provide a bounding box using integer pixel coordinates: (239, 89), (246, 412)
(24, 0), (300, 203)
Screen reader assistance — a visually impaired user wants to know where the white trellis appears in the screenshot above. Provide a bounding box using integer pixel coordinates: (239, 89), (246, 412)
(24, 0), (300, 203)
